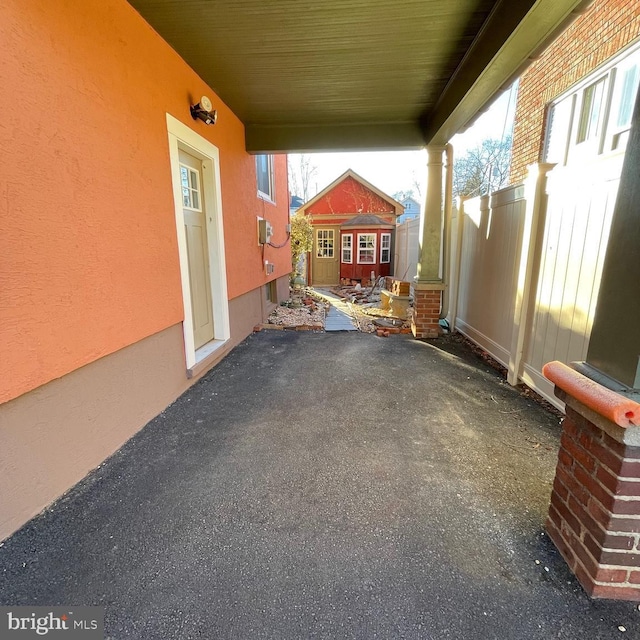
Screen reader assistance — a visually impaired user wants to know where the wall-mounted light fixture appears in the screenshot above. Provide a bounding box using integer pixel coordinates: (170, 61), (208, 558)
(190, 95), (217, 125)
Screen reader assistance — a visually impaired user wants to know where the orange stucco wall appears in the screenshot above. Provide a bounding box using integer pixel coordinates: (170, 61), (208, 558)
(0, 0), (290, 404)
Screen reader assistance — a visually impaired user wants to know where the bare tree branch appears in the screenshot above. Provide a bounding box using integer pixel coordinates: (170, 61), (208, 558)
(453, 136), (512, 198)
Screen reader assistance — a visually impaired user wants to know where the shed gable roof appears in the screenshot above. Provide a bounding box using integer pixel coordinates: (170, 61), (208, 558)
(299, 170), (403, 217)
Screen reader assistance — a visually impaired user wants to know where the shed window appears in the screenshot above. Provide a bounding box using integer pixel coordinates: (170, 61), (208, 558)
(341, 234), (353, 263)
(357, 234), (376, 264)
(380, 233), (391, 263)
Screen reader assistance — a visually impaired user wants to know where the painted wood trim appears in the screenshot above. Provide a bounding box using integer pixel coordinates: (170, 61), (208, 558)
(166, 113), (230, 370)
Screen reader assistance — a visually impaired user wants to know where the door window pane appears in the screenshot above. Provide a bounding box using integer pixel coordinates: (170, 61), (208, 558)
(179, 164), (202, 210)
(316, 229), (334, 258)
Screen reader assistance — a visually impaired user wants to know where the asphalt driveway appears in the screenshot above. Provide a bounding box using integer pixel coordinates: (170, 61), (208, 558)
(1, 331), (638, 639)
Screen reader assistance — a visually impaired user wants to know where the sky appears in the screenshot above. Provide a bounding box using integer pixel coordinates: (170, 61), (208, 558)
(289, 82), (518, 201)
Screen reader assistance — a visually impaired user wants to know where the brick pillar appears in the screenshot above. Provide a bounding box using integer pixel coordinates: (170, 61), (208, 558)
(544, 362), (640, 601)
(411, 284), (443, 339)
(412, 144), (445, 338)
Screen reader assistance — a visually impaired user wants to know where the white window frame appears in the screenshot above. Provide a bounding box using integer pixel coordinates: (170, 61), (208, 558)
(341, 233), (353, 263)
(575, 75), (608, 147)
(543, 94), (575, 165)
(608, 54), (640, 152)
(357, 233), (376, 264)
(380, 233), (391, 263)
(543, 40), (640, 166)
(166, 114), (230, 373)
(256, 154), (275, 202)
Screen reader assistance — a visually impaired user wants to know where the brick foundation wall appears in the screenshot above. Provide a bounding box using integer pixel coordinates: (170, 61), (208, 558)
(547, 403), (640, 601)
(510, 0), (640, 183)
(411, 288), (441, 339)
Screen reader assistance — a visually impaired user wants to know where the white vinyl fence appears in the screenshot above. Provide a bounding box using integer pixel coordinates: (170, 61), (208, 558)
(448, 156), (623, 409)
(394, 217), (420, 282)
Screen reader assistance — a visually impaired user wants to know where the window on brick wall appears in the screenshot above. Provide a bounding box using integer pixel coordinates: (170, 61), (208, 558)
(543, 41), (640, 166)
(544, 95), (575, 165)
(576, 77), (607, 145)
(610, 57), (640, 151)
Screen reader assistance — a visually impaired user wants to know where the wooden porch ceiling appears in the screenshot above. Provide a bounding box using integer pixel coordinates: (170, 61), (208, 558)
(127, 0), (592, 153)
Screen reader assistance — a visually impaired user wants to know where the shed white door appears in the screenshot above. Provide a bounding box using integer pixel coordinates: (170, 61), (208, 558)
(179, 149), (214, 349)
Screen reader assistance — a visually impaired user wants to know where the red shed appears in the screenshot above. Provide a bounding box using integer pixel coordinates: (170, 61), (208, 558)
(298, 170), (402, 286)
(339, 214), (395, 283)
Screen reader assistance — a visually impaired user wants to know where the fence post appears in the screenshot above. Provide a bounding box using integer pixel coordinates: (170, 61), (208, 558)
(448, 198), (465, 333)
(507, 163), (554, 386)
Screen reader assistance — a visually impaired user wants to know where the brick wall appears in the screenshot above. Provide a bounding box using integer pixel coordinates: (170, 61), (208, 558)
(510, 0), (640, 183)
(411, 288), (441, 339)
(547, 403), (640, 601)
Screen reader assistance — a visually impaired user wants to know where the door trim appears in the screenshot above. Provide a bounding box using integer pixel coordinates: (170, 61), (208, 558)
(166, 113), (230, 371)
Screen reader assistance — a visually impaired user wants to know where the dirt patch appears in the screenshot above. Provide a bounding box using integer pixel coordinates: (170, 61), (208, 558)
(264, 307), (324, 330)
(260, 285), (414, 337)
(446, 332), (564, 419)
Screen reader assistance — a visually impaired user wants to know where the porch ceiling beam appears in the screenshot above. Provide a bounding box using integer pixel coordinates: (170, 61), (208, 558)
(422, 0), (594, 145)
(245, 122), (425, 155)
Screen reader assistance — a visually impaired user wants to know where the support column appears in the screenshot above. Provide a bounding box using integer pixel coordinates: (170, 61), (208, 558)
(413, 145), (445, 339)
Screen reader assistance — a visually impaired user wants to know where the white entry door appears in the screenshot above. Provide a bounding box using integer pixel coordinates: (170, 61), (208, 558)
(179, 149), (214, 349)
